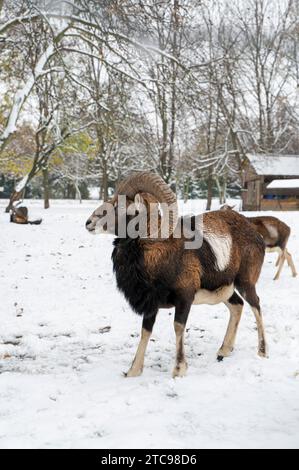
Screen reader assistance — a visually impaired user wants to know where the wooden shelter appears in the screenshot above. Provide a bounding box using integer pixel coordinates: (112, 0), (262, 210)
(242, 154), (299, 211)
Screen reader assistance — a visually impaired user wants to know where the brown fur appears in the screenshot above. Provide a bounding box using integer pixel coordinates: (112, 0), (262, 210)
(11, 207), (28, 224)
(175, 251), (201, 292)
(10, 206), (42, 226)
(248, 216), (297, 280)
(87, 183), (268, 377)
(221, 206), (297, 280)
(247, 216), (290, 251)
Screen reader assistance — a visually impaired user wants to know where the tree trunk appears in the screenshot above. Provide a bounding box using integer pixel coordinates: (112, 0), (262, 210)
(75, 185), (82, 203)
(66, 183), (73, 199)
(102, 161), (109, 202)
(42, 167), (50, 209)
(5, 190), (24, 213)
(215, 176), (223, 205)
(206, 168), (213, 210)
(223, 176), (227, 204)
(183, 178), (189, 203)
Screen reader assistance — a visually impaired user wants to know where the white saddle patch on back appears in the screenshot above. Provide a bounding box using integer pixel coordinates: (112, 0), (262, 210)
(203, 232), (232, 271)
(264, 223), (278, 239)
(193, 284), (234, 305)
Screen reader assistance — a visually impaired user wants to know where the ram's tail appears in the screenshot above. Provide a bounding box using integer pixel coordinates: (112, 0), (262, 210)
(28, 218), (42, 225)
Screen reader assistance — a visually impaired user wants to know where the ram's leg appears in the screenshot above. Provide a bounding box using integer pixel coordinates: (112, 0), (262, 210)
(125, 311), (157, 378)
(274, 249), (287, 280)
(275, 250), (282, 267)
(217, 292), (244, 361)
(285, 250), (297, 278)
(266, 246), (281, 266)
(173, 298), (192, 378)
(239, 284), (267, 357)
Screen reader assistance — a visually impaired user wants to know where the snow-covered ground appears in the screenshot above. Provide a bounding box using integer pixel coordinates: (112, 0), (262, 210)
(0, 199), (298, 449)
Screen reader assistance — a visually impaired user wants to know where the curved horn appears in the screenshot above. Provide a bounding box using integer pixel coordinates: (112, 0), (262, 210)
(117, 171), (178, 236)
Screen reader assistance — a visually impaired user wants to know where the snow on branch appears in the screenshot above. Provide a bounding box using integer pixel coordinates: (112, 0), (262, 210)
(15, 175), (29, 192)
(0, 27), (68, 152)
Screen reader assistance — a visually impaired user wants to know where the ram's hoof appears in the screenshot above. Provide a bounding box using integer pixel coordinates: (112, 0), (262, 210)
(217, 345), (233, 361)
(172, 362), (188, 378)
(258, 350), (268, 358)
(124, 368), (143, 378)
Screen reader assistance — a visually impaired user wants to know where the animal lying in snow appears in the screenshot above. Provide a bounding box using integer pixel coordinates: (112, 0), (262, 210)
(220, 204), (297, 280)
(86, 172), (267, 378)
(10, 206), (42, 226)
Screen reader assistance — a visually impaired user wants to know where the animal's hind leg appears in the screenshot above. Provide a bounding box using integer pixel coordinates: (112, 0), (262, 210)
(173, 297), (192, 378)
(125, 311), (157, 378)
(275, 249), (282, 267)
(285, 250), (297, 278)
(217, 291), (244, 361)
(173, 322), (188, 378)
(239, 284), (267, 358)
(274, 249), (287, 280)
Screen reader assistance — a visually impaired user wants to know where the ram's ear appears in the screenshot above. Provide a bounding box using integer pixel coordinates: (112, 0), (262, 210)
(134, 193), (144, 211)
